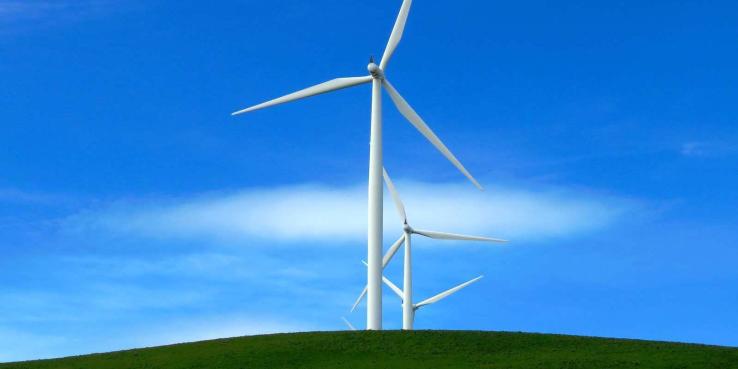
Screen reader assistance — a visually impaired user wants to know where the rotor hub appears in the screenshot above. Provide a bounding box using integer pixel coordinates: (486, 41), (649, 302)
(403, 223), (413, 234)
(367, 63), (383, 79)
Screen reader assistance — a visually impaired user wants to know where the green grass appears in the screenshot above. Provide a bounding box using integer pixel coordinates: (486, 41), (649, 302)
(2, 331), (737, 369)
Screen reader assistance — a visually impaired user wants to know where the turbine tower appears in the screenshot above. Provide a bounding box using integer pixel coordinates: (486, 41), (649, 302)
(351, 169), (507, 330)
(232, 0), (482, 330)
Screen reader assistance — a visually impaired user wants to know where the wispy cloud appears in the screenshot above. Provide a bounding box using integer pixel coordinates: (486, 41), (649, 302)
(0, 0), (124, 33)
(681, 142), (708, 157)
(131, 315), (316, 349)
(0, 327), (68, 362)
(0, 314), (314, 362)
(0, 251), (332, 361)
(680, 141), (736, 158)
(0, 1), (108, 19)
(66, 181), (636, 245)
(0, 284), (209, 324)
(60, 252), (325, 284)
(0, 188), (74, 206)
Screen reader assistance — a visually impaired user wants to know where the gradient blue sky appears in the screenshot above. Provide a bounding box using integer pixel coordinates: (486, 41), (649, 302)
(2, 0), (738, 362)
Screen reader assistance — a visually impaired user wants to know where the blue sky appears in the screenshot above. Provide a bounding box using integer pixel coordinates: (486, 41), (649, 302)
(1, 0), (737, 361)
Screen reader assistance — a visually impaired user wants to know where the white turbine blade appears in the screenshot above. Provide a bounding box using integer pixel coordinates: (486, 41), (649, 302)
(380, 0), (413, 70)
(383, 234), (406, 268)
(383, 80), (483, 190)
(383, 168), (407, 223)
(383, 276), (404, 301)
(362, 260), (403, 301)
(341, 316), (357, 331)
(414, 276), (484, 310)
(351, 287), (368, 313)
(351, 234), (405, 313)
(232, 76), (373, 115)
(413, 229), (508, 243)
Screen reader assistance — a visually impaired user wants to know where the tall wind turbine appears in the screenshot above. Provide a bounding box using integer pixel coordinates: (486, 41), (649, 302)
(351, 169), (507, 330)
(232, 0), (482, 330)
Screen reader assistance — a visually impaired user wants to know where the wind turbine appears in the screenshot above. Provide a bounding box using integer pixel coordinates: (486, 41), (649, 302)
(351, 168), (507, 330)
(232, 0), (483, 330)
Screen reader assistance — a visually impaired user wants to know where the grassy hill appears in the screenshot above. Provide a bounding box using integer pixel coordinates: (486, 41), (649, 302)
(2, 331), (737, 369)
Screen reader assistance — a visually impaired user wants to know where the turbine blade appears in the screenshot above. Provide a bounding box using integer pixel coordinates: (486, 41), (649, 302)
(341, 316), (357, 331)
(351, 234), (405, 313)
(380, 0), (413, 70)
(414, 276), (484, 310)
(383, 234), (406, 268)
(383, 168), (407, 223)
(413, 229), (508, 243)
(362, 260), (403, 301)
(351, 287), (368, 313)
(383, 276), (404, 301)
(383, 80), (483, 190)
(232, 76), (373, 115)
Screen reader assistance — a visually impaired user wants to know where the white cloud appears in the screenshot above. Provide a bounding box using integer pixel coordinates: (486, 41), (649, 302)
(66, 181), (635, 245)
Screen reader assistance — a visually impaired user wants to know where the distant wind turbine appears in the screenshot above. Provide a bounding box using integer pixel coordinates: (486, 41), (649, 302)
(351, 168), (507, 330)
(232, 0), (483, 330)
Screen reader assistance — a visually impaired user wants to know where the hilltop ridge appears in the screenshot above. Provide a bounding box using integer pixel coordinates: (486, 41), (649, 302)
(2, 331), (737, 369)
